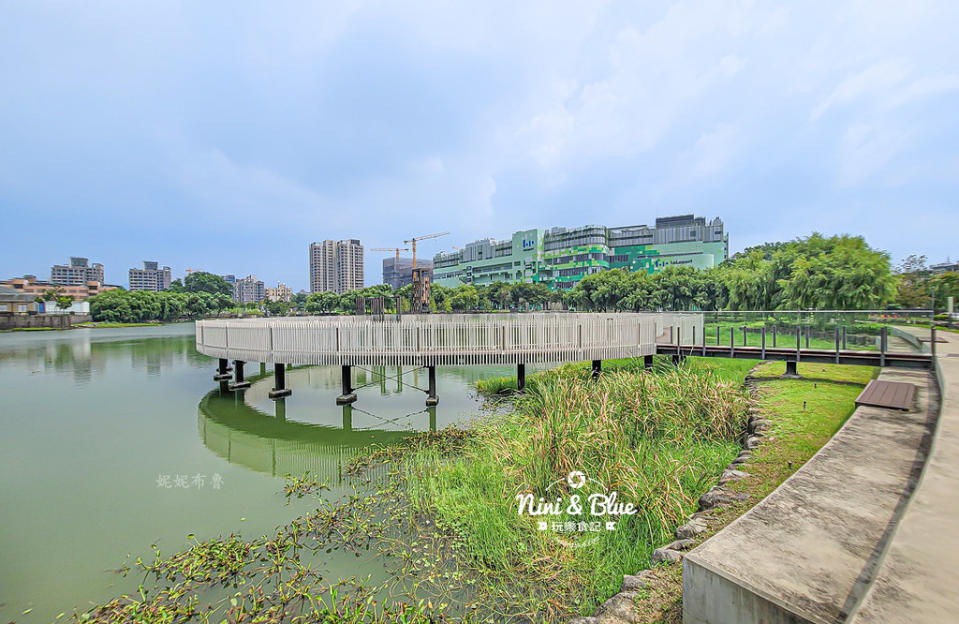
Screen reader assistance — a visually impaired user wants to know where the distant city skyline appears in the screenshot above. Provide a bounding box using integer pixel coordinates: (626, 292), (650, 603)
(2, 2), (957, 292)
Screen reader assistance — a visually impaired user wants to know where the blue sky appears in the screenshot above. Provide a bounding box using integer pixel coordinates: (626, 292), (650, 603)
(1, 1), (957, 291)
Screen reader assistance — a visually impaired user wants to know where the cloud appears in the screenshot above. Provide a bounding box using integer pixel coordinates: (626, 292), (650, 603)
(683, 124), (742, 178)
(810, 59), (911, 121)
(1, 0), (959, 288)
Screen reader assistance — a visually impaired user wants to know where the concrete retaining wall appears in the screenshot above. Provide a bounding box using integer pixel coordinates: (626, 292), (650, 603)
(0, 313), (91, 329)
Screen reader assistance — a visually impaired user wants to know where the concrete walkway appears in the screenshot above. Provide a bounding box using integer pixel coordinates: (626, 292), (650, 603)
(684, 326), (959, 623)
(849, 329), (959, 622)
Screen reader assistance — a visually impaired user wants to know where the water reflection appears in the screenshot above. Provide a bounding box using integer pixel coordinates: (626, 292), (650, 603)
(197, 388), (429, 482)
(0, 325), (203, 384)
(195, 361), (520, 484)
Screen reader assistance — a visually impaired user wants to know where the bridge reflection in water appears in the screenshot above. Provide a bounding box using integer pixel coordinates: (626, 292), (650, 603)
(196, 365), (467, 483)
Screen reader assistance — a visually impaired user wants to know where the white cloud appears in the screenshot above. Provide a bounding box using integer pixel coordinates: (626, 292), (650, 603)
(683, 123), (742, 178)
(838, 123), (912, 186)
(810, 59), (911, 121)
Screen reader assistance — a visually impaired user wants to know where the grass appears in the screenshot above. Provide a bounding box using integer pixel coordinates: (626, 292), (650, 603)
(0, 326), (64, 332)
(74, 321), (163, 328)
(404, 359), (751, 619)
(623, 359), (874, 623)
(750, 360), (879, 385)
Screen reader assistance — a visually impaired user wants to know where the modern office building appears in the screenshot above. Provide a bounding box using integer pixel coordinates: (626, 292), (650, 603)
(266, 283), (293, 302)
(382, 257), (434, 290)
(51, 257), (105, 286)
(432, 215), (728, 290)
(128, 261), (172, 292)
(309, 239), (364, 294)
(234, 275), (265, 303)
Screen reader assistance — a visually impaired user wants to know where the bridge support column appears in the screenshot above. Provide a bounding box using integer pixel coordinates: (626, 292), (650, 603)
(591, 359), (602, 380)
(230, 360), (250, 390)
(336, 365), (357, 404)
(269, 363), (292, 399)
(517, 363), (526, 392)
(784, 360), (799, 378)
(426, 365), (439, 406)
(644, 354), (654, 371)
(214, 358), (231, 381)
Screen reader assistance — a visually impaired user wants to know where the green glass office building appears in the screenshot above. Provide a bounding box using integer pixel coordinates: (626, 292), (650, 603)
(432, 215), (727, 290)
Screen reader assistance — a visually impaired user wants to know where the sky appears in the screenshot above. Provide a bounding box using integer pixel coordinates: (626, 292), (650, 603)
(1, 1), (958, 291)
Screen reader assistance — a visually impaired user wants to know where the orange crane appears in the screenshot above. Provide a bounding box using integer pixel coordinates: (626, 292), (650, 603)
(403, 232), (449, 268)
(371, 247), (409, 264)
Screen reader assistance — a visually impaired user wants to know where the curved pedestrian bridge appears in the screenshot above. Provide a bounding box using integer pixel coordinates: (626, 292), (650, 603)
(195, 312), (700, 366)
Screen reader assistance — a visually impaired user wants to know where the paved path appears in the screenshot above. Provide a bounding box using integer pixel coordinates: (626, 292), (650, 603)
(850, 328), (959, 622)
(683, 366), (938, 624)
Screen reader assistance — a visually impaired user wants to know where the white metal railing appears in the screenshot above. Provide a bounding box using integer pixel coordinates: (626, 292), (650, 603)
(195, 312), (704, 366)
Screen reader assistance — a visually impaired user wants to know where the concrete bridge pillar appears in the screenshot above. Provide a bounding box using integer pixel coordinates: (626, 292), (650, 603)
(269, 363), (292, 399)
(784, 360), (799, 378)
(517, 363), (526, 391)
(229, 360), (251, 390)
(214, 358), (232, 382)
(426, 365), (439, 406)
(336, 365), (357, 404)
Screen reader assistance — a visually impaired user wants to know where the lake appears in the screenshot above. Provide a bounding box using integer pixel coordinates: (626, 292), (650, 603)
(0, 323), (517, 621)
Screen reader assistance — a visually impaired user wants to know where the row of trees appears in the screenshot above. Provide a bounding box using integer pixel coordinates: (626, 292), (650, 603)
(87, 235), (957, 322)
(89, 289), (237, 322)
(565, 234), (900, 312)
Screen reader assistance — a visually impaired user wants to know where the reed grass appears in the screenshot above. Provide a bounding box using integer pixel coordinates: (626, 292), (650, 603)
(402, 361), (750, 618)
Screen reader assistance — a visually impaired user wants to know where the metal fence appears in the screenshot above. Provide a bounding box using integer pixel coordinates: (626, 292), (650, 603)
(196, 312), (704, 366)
(701, 310), (934, 355)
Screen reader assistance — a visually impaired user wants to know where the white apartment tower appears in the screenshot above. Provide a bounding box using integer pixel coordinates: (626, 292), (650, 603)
(310, 239), (364, 294)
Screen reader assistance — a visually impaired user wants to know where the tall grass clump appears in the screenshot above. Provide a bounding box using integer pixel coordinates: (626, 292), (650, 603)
(401, 362), (749, 619)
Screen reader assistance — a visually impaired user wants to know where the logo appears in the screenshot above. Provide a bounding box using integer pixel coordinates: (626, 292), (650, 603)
(513, 470), (638, 547)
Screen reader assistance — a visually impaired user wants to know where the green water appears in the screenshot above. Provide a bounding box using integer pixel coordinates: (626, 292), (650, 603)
(0, 323), (515, 621)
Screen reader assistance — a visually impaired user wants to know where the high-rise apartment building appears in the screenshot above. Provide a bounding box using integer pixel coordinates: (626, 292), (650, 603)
(234, 275), (265, 303)
(309, 239), (364, 294)
(433, 215), (728, 290)
(51, 257), (105, 286)
(382, 257), (435, 290)
(128, 261), (172, 292)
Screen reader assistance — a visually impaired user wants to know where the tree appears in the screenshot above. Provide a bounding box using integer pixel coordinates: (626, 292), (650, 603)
(55, 295), (74, 311)
(305, 291), (339, 314)
(449, 286), (479, 311)
(266, 300), (291, 316)
(184, 272), (233, 297)
(895, 255), (931, 309)
(168, 278), (185, 293)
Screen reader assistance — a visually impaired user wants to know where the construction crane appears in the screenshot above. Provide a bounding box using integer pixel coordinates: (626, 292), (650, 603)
(403, 232), (450, 268)
(371, 247), (409, 264)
